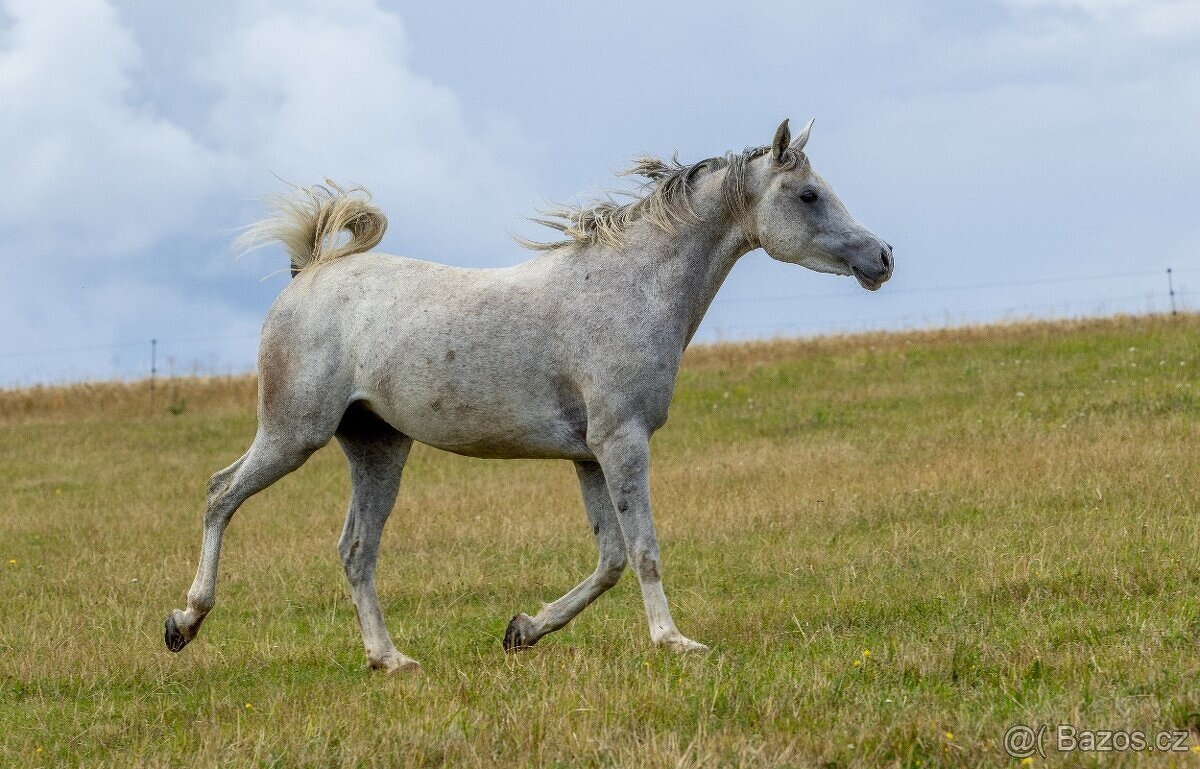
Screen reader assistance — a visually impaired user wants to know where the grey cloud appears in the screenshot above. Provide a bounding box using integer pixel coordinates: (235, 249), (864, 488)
(1, 0), (1195, 383)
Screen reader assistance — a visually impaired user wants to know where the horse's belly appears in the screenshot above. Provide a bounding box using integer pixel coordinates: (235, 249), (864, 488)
(346, 296), (593, 459)
(421, 430), (593, 461)
(365, 374), (592, 461)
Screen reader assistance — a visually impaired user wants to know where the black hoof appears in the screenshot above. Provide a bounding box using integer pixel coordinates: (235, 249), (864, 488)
(503, 614), (537, 653)
(164, 613), (190, 653)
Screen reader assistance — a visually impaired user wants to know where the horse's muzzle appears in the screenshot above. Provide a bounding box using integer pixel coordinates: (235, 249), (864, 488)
(853, 242), (893, 291)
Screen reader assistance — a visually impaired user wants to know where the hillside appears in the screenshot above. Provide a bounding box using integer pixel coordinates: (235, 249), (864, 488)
(1, 314), (1198, 767)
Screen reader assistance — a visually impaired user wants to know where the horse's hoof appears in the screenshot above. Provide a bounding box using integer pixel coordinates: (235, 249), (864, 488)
(369, 652), (422, 674)
(503, 613), (538, 652)
(164, 612), (190, 653)
(659, 635), (710, 654)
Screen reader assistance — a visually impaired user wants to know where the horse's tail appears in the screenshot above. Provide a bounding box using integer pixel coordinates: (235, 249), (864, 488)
(237, 180), (388, 277)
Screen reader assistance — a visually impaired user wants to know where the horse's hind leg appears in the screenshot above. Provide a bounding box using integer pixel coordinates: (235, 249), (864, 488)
(165, 431), (318, 652)
(503, 460), (627, 651)
(335, 404), (418, 673)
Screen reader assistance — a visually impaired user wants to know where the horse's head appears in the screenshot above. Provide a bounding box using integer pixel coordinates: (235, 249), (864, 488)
(750, 119), (893, 291)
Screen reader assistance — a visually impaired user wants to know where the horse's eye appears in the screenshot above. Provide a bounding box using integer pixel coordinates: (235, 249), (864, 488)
(799, 190), (819, 203)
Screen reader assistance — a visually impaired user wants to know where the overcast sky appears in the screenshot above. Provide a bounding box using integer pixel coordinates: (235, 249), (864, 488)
(1, 0), (1196, 384)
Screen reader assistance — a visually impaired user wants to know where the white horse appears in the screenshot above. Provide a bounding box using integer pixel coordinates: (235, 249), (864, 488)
(165, 119), (893, 672)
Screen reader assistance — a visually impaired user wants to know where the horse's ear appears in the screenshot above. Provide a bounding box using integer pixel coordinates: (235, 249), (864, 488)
(790, 118), (814, 153)
(771, 119), (791, 162)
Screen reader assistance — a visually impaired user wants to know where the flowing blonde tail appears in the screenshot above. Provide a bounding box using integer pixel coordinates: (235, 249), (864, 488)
(237, 180), (388, 276)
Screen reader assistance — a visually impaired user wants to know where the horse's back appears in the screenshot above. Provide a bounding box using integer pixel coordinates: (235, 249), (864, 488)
(259, 252), (593, 460)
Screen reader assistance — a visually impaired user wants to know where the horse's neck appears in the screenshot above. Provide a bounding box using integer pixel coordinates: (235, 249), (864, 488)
(670, 226), (752, 346)
(622, 182), (753, 349)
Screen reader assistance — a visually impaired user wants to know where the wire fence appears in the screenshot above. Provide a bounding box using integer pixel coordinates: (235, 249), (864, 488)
(707, 266), (1193, 336)
(2, 266), (1194, 387)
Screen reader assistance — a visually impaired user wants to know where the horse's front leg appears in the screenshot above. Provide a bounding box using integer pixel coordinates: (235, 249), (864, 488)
(503, 460), (627, 651)
(593, 424), (709, 653)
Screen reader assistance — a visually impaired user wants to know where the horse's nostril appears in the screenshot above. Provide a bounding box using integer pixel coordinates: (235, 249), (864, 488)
(880, 248), (892, 270)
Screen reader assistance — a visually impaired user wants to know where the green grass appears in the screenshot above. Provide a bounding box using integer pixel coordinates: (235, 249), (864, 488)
(1, 314), (1198, 767)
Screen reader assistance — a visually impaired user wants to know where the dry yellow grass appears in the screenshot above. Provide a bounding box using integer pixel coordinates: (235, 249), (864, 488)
(1, 314), (1198, 767)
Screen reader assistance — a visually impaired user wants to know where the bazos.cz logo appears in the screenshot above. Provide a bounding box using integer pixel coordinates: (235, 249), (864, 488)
(1003, 724), (1193, 758)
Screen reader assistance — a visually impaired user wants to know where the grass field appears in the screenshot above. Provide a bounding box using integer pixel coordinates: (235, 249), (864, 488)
(2, 314), (1198, 767)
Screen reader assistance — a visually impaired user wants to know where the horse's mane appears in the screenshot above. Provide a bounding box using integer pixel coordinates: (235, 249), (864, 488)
(518, 144), (808, 251)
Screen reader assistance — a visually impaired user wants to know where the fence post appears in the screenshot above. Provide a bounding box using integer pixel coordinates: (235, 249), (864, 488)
(1167, 268), (1177, 316)
(150, 338), (157, 410)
